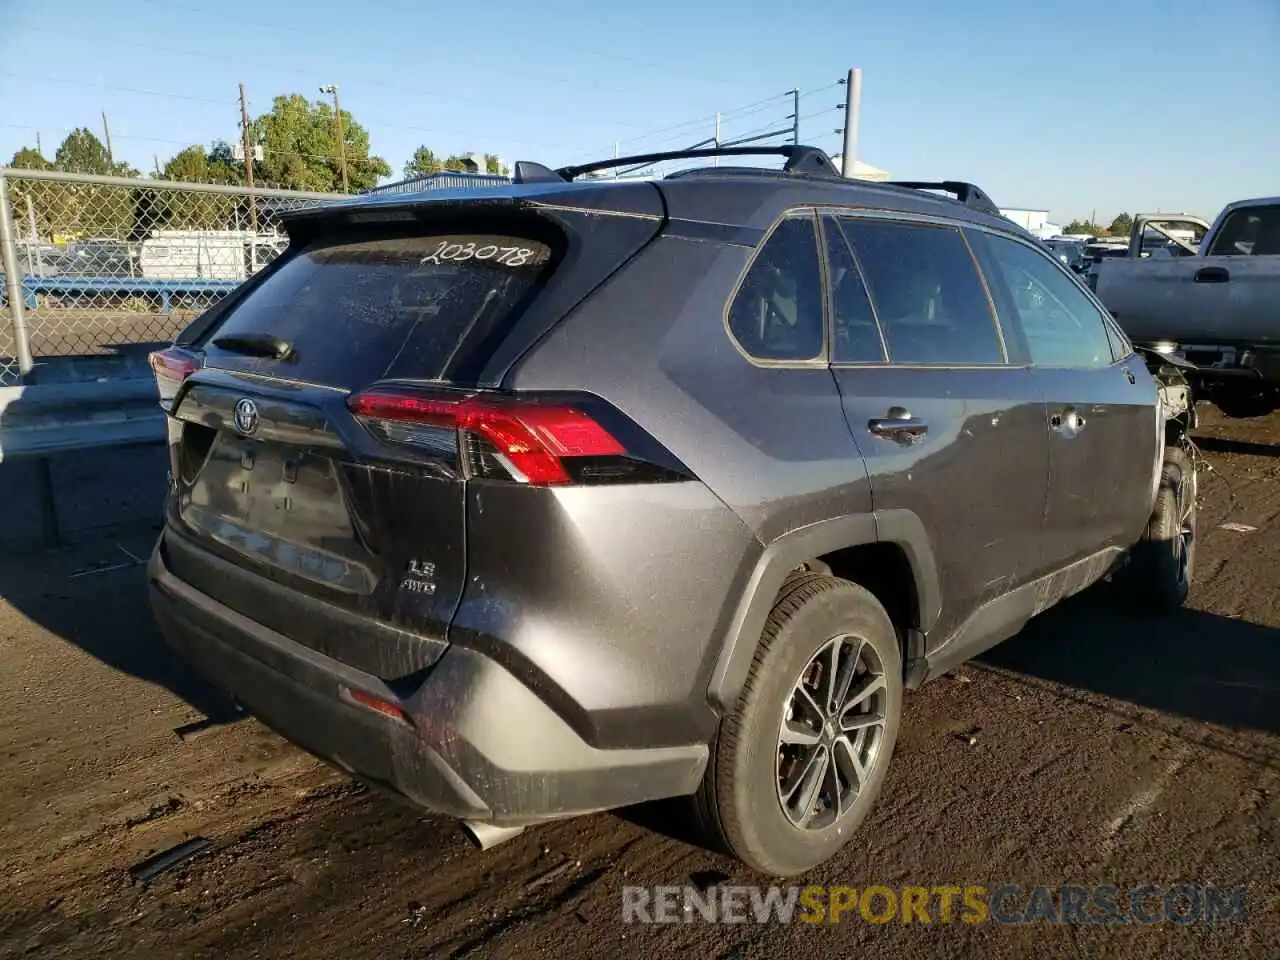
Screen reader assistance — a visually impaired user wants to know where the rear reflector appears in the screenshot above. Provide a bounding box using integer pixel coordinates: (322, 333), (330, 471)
(342, 686), (411, 725)
(148, 346), (202, 411)
(348, 389), (625, 486)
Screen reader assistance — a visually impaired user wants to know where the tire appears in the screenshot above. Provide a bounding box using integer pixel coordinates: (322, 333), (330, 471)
(1120, 446), (1196, 614)
(695, 574), (903, 876)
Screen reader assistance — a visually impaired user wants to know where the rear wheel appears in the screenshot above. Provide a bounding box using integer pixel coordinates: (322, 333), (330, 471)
(696, 574), (902, 876)
(1120, 446), (1195, 614)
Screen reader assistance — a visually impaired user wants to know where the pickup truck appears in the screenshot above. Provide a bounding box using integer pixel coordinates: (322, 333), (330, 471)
(1093, 197), (1280, 418)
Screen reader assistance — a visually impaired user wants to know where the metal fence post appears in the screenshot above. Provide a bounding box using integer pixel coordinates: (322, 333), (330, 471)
(0, 172), (34, 379)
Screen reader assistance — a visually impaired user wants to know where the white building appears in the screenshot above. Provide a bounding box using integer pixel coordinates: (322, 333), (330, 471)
(830, 157), (891, 181)
(999, 208), (1057, 238)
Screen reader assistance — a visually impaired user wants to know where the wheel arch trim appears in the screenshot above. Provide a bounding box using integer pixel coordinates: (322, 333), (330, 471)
(706, 509), (941, 711)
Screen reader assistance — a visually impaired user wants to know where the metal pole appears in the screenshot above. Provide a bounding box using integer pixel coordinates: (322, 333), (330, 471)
(324, 84), (349, 193)
(714, 112), (721, 166)
(791, 90), (800, 144)
(841, 68), (862, 177)
(26, 195), (42, 276)
(101, 111), (114, 165)
(0, 173), (35, 379)
(240, 83), (259, 232)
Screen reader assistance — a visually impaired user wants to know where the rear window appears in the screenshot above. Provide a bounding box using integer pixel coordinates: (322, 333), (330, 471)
(203, 233), (553, 388)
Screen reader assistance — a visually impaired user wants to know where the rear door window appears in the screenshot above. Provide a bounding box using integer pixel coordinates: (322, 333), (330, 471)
(838, 219), (1004, 365)
(728, 214), (825, 362)
(203, 233), (553, 389)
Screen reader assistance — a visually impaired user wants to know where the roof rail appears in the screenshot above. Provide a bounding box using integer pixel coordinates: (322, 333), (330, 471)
(885, 181), (1002, 217)
(508, 145), (842, 184)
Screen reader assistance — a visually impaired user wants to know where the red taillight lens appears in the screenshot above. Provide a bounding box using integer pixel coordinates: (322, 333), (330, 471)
(347, 389), (625, 486)
(148, 346), (201, 411)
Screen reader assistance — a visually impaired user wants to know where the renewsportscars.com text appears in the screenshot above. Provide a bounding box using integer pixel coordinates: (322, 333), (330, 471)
(622, 884), (1248, 926)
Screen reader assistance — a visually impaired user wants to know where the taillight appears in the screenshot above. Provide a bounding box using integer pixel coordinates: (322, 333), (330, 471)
(347, 388), (683, 486)
(148, 346), (201, 412)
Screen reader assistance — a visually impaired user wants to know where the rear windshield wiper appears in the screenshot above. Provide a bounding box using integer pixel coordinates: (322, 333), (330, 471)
(211, 332), (295, 361)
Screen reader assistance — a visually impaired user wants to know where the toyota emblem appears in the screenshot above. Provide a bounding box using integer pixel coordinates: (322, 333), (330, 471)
(233, 398), (260, 436)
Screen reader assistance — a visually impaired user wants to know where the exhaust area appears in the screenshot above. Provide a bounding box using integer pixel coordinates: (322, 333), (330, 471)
(460, 820), (526, 851)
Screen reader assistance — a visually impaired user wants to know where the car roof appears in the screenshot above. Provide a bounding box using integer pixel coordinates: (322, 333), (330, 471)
(288, 150), (1022, 240)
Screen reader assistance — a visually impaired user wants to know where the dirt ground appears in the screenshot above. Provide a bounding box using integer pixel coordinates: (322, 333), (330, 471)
(0, 407), (1277, 959)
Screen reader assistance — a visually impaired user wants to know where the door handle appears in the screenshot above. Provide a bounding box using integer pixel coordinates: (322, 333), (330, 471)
(1050, 409), (1087, 436)
(868, 406), (929, 445)
(1122, 366), (1137, 384)
(1193, 266), (1230, 283)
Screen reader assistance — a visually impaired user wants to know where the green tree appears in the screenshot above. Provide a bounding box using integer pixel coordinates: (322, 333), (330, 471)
(10, 146), (51, 170)
(6, 147), (58, 239)
(43, 129), (138, 238)
(150, 143), (241, 230)
(1064, 219), (1102, 235)
(160, 142), (240, 186)
(253, 94), (389, 192)
(1108, 212), (1134, 237)
(404, 146), (444, 178)
(52, 128), (138, 177)
(404, 147), (509, 179)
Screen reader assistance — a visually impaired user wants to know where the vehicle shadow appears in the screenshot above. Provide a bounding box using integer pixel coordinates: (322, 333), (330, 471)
(1193, 435), (1280, 458)
(0, 519), (240, 725)
(980, 588), (1280, 737)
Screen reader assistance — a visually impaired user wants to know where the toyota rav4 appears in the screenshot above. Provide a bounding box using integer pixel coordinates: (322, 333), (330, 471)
(148, 146), (1196, 876)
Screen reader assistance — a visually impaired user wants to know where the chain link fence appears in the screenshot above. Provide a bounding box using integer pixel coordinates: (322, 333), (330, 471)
(0, 168), (348, 385)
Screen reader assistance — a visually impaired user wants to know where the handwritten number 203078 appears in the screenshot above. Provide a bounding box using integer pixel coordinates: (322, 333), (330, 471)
(420, 241), (538, 267)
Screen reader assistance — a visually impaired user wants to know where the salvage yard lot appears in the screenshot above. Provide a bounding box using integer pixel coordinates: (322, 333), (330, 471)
(1, 409), (1277, 959)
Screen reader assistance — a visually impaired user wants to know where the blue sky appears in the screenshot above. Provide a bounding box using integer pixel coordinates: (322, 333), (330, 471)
(2, 0), (1276, 223)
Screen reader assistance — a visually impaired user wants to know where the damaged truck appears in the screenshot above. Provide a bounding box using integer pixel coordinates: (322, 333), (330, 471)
(1093, 197), (1280, 418)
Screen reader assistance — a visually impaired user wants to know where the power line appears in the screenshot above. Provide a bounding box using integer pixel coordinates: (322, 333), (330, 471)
(0, 72), (236, 106)
(8, 23), (727, 123)
(132, 0), (756, 87)
(2, 123), (390, 167)
(614, 92), (793, 147)
(799, 106), (842, 123)
(797, 81), (844, 102)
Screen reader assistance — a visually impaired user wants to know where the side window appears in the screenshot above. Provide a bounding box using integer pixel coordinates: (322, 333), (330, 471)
(728, 215), (824, 361)
(839, 219), (1003, 365)
(821, 216), (886, 363)
(983, 233), (1115, 369)
(1208, 205), (1280, 257)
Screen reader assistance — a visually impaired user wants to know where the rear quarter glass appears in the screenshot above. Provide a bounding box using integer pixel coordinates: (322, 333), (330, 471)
(200, 233), (556, 390)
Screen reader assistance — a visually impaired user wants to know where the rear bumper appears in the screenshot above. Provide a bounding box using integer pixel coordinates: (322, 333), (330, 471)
(149, 543), (707, 825)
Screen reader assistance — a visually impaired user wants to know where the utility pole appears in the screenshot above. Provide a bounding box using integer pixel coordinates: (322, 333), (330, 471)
(840, 68), (862, 177)
(790, 89), (800, 144)
(153, 155), (161, 177)
(240, 83), (258, 231)
(714, 112), (721, 166)
(320, 83), (348, 193)
(613, 142), (619, 179)
(101, 111), (114, 164)
(35, 132), (42, 156)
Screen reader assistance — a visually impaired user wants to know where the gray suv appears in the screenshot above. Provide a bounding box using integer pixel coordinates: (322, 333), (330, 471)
(148, 146), (1196, 877)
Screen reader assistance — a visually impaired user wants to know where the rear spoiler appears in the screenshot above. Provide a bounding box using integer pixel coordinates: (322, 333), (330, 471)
(884, 181), (1002, 218)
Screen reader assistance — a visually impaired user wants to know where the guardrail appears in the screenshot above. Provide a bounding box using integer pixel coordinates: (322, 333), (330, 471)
(0, 376), (165, 544)
(9, 276), (242, 313)
(0, 377), (164, 462)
